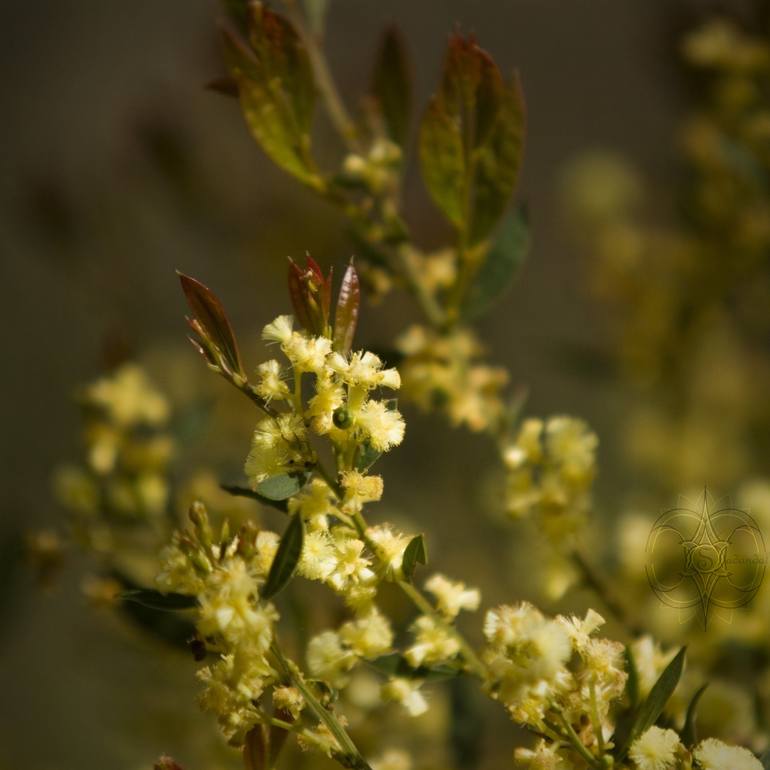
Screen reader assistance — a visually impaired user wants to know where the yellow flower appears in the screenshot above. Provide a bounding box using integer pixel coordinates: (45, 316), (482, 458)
(629, 727), (681, 770)
(694, 738), (762, 770)
(356, 401), (405, 451)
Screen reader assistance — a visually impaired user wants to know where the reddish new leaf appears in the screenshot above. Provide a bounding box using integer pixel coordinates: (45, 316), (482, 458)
(288, 258), (314, 330)
(178, 272), (244, 376)
(333, 262), (360, 354)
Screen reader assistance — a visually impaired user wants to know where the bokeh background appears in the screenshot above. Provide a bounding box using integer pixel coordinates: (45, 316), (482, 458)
(2, 1), (767, 768)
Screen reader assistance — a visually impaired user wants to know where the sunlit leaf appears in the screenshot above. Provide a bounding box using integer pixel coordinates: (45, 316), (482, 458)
(333, 261), (360, 354)
(372, 26), (411, 148)
(220, 483), (289, 513)
(420, 36), (525, 241)
(178, 272), (244, 376)
(223, 4), (321, 188)
(261, 513), (305, 599)
(461, 206), (529, 320)
(419, 96), (465, 228)
(355, 442), (381, 472)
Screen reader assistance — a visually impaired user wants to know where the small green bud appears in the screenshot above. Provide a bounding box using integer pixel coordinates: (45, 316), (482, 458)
(333, 406), (352, 429)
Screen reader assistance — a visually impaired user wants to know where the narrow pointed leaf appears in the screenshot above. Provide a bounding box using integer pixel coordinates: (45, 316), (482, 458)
(122, 588), (197, 612)
(682, 683), (708, 747)
(178, 272), (244, 375)
(401, 534), (428, 581)
(333, 262), (360, 354)
(620, 647), (686, 758)
(220, 483), (289, 513)
(261, 513), (305, 599)
(372, 26), (411, 147)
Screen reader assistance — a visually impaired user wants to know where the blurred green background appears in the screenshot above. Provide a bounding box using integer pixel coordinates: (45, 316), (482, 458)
(1, 1), (761, 769)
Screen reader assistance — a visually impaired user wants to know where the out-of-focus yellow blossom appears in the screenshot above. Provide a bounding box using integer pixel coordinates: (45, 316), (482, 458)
(424, 573), (480, 620)
(693, 738), (763, 770)
(381, 677), (428, 717)
(502, 416), (598, 543)
(397, 324), (508, 432)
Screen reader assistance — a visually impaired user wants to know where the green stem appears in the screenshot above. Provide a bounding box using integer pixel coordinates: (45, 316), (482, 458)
(570, 549), (644, 638)
(553, 713), (602, 769)
(284, 0), (359, 152)
(271, 641), (372, 770)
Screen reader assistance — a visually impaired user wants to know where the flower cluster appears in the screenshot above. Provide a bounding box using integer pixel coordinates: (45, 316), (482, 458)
(502, 416), (598, 542)
(483, 604), (625, 744)
(158, 503), (281, 744)
(397, 325), (508, 432)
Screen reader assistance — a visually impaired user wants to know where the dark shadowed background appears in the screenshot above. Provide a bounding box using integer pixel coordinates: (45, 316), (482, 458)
(0, 1), (748, 768)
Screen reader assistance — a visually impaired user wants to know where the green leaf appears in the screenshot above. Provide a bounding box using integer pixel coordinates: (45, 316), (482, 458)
(619, 647), (686, 759)
(122, 588), (197, 612)
(624, 645), (640, 710)
(261, 513), (305, 599)
(178, 272), (244, 376)
(255, 472), (311, 501)
(682, 683), (708, 747)
(220, 483), (289, 513)
(372, 26), (411, 148)
(333, 261), (360, 354)
(461, 206), (529, 321)
(468, 74), (526, 245)
(401, 534), (428, 582)
(355, 442), (381, 472)
(223, 4), (321, 188)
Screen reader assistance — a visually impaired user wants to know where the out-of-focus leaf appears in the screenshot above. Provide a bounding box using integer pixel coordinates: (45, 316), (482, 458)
(469, 74), (526, 245)
(682, 683), (708, 747)
(255, 472), (311, 501)
(419, 96), (465, 228)
(625, 645), (640, 709)
(220, 483), (289, 513)
(372, 26), (411, 148)
(333, 262), (360, 354)
(178, 272), (244, 376)
(223, 0), (250, 33)
(461, 206), (529, 320)
(113, 571), (196, 648)
(619, 647), (686, 759)
(122, 588), (197, 612)
(401, 534), (427, 582)
(420, 36), (525, 242)
(368, 653), (459, 681)
(261, 513), (305, 599)
(223, 4), (321, 188)
(205, 75), (239, 97)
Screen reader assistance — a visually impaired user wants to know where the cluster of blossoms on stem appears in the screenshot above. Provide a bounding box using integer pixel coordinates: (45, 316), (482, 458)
(55, 364), (173, 526)
(502, 416), (598, 543)
(397, 324), (509, 432)
(483, 604), (625, 742)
